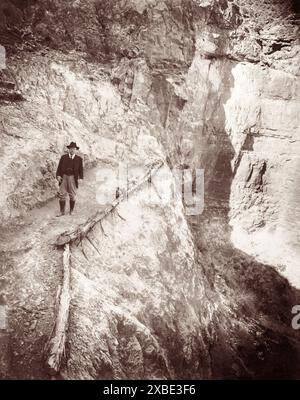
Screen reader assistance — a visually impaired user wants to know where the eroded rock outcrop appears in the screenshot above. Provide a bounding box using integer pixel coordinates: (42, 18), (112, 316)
(0, 0), (300, 379)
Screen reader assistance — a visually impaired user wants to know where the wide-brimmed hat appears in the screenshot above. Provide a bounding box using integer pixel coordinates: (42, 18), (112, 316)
(67, 141), (79, 150)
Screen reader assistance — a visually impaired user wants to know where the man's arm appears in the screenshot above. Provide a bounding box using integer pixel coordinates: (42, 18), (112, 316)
(79, 157), (83, 180)
(56, 155), (64, 180)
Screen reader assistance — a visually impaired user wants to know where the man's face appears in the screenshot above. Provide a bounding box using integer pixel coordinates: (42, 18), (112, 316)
(69, 147), (76, 156)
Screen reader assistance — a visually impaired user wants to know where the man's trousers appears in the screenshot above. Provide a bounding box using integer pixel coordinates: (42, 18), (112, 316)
(58, 174), (77, 201)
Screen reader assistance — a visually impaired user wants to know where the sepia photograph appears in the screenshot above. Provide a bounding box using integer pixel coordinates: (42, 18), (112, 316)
(0, 0), (300, 384)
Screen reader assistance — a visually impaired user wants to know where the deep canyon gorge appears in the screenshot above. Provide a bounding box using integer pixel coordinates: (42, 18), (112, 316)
(0, 0), (300, 379)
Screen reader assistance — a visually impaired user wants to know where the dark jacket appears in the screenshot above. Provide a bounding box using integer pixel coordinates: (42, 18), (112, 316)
(56, 154), (83, 188)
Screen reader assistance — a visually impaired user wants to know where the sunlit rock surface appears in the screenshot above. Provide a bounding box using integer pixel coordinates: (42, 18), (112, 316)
(0, 0), (300, 379)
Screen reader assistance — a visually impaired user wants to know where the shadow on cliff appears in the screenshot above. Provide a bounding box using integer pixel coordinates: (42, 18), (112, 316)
(186, 58), (300, 379)
(2, 0), (300, 381)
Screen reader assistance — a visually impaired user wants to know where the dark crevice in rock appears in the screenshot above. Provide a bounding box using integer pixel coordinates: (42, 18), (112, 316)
(0, 0), (300, 380)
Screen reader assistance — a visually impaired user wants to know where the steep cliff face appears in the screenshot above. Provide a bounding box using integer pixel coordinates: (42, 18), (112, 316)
(227, 64), (300, 286)
(0, 0), (300, 379)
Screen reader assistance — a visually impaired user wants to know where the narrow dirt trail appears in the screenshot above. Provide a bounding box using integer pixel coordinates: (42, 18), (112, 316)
(0, 163), (109, 378)
(1, 165), (103, 250)
(1, 159), (299, 379)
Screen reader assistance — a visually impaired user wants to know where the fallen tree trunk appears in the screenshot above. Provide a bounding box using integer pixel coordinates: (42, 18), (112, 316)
(55, 159), (164, 247)
(45, 244), (71, 375)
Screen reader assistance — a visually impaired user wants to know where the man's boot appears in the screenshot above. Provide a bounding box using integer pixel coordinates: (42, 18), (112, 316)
(56, 200), (65, 217)
(70, 200), (75, 215)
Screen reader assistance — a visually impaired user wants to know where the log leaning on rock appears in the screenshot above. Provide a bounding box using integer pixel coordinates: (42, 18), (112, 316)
(45, 243), (71, 375)
(46, 160), (164, 374)
(55, 159), (164, 247)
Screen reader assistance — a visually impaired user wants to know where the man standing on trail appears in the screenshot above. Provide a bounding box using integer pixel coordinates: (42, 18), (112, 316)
(56, 141), (83, 217)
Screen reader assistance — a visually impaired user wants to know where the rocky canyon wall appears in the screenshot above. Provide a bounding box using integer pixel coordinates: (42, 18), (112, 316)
(0, 0), (300, 379)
